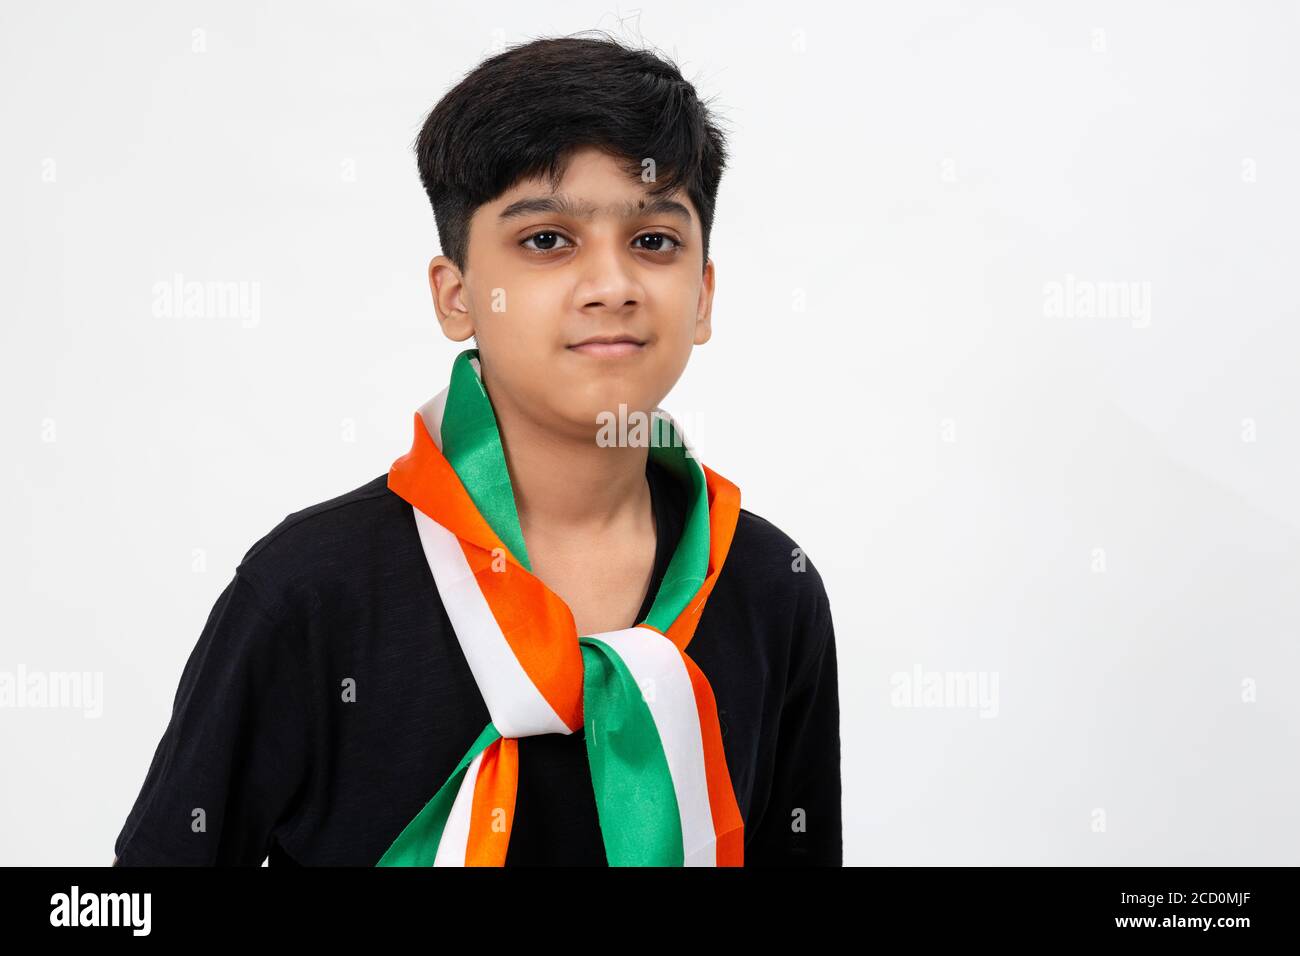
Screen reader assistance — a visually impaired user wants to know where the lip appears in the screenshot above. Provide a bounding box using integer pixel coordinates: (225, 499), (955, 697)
(566, 334), (647, 358)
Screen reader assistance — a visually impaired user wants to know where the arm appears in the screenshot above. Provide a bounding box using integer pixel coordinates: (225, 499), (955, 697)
(747, 613), (842, 865)
(113, 569), (311, 865)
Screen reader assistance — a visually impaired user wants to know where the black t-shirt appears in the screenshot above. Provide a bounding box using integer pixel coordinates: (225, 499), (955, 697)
(113, 457), (841, 866)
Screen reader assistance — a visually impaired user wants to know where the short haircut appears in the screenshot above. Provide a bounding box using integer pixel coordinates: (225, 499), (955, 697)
(414, 32), (729, 274)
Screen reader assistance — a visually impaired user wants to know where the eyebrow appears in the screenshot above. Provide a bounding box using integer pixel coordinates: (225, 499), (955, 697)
(496, 193), (693, 226)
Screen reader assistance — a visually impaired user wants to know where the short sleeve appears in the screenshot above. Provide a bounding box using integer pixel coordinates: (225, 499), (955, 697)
(113, 569), (312, 865)
(746, 587), (843, 866)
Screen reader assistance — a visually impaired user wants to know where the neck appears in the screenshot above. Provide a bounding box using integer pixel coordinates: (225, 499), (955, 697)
(487, 391), (652, 541)
(511, 433), (651, 541)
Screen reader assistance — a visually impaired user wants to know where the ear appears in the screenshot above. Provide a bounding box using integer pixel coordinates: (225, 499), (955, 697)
(693, 257), (716, 346)
(428, 255), (475, 342)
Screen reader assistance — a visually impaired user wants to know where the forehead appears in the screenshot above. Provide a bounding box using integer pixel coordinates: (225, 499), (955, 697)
(485, 147), (698, 229)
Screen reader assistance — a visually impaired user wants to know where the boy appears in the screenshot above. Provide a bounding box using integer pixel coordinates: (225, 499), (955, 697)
(113, 33), (841, 866)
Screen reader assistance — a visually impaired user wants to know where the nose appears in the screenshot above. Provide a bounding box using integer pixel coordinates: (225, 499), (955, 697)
(573, 233), (643, 313)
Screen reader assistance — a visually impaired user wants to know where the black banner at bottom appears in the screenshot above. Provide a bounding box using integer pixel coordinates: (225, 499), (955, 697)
(7, 865), (1293, 941)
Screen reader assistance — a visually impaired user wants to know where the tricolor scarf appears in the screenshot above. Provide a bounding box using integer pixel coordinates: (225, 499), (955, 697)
(376, 348), (745, 866)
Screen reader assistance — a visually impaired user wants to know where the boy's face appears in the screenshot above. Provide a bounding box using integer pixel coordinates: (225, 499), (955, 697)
(427, 145), (715, 443)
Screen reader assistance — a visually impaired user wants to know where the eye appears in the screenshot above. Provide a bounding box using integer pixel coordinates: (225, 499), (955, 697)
(520, 231), (574, 253)
(633, 233), (682, 254)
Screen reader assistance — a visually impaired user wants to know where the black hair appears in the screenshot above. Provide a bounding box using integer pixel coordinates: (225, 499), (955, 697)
(414, 32), (729, 274)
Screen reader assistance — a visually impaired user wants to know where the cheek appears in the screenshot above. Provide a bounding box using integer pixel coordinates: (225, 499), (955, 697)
(500, 284), (564, 342)
(657, 306), (700, 362)
(653, 335), (694, 392)
(471, 281), (559, 353)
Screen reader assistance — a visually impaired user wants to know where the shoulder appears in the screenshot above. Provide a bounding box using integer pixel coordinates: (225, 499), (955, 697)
(730, 506), (827, 592)
(234, 473), (415, 619)
(724, 505), (834, 644)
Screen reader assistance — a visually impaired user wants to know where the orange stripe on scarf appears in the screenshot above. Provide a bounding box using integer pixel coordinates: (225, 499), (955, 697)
(465, 737), (519, 866)
(389, 413), (585, 730)
(682, 653), (746, 865)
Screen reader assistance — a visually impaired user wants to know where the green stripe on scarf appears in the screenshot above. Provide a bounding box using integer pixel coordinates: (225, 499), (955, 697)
(581, 637), (684, 866)
(440, 351), (533, 571)
(644, 414), (710, 633)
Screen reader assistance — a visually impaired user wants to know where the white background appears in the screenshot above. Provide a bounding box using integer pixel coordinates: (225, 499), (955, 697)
(2, 1), (1297, 865)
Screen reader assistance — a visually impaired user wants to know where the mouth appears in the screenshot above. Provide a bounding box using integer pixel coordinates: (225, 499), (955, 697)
(566, 334), (647, 358)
